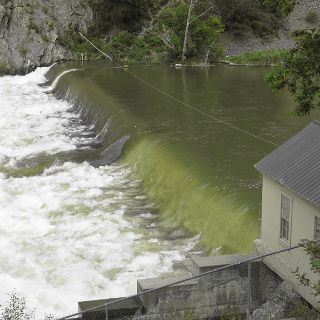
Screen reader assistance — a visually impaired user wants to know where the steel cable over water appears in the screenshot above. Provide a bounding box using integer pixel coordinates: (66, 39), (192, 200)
(79, 32), (279, 148)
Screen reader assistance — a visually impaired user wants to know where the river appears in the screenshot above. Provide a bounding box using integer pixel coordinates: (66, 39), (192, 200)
(0, 62), (316, 316)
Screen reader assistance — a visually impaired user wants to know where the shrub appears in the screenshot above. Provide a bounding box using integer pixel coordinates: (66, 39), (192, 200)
(109, 31), (135, 60)
(215, 0), (296, 38)
(0, 292), (34, 320)
(41, 34), (49, 43)
(28, 20), (40, 33)
(42, 5), (49, 14)
(155, 3), (224, 62)
(305, 10), (319, 25)
(19, 47), (28, 57)
(0, 63), (10, 75)
(57, 27), (81, 50)
(228, 49), (289, 64)
(0, 291), (54, 320)
(128, 34), (165, 63)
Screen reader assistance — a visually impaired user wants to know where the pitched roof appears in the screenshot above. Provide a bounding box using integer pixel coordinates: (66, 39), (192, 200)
(255, 121), (320, 208)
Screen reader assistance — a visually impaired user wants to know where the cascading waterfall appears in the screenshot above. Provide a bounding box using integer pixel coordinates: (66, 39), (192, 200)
(0, 61), (312, 317)
(46, 62), (266, 255)
(0, 67), (199, 316)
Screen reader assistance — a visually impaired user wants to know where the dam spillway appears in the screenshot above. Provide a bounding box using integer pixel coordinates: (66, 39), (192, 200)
(0, 62), (316, 316)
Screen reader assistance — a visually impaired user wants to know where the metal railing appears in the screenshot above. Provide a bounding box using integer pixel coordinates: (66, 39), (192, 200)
(57, 243), (320, 320)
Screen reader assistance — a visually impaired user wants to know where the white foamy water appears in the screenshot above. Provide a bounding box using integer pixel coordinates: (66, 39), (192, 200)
(0, 68), (197, 317)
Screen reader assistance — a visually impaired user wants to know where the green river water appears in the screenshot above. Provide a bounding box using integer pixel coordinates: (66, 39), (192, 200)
(49, 62), (317, 254)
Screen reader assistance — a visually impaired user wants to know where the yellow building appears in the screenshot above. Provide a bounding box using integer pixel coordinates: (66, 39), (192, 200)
(255, 121), (320, 309)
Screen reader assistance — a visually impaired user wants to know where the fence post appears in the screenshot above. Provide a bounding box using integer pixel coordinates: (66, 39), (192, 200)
(25, 59), (30, 75)
(105, 305), (108, 320)
(247, 261), (252, 320)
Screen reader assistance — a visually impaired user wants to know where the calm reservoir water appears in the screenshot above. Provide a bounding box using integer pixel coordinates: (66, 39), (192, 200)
(0, 62), (317, 316)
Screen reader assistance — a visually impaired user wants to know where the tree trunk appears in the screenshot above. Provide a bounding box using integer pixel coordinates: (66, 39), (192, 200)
(181, 0), (194, 63)
(205, 40), (215, 65)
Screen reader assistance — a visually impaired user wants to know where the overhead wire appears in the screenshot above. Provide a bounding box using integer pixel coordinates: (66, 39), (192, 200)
(79, 32), (278, 147)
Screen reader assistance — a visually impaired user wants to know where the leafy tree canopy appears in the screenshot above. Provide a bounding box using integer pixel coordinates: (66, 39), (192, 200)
(157, 2), (224, 61)
(266, 29), (320, 116)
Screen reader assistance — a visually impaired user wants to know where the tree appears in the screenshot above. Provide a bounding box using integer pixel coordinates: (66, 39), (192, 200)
(181, 0), (196, 62)
(262, 0), (296, 17)
(0, 292), (54, 320)
(215, 0), (296, 38)
(92, 0), (161, 34)
(266, 29), (320, 116)
(191, 15), (224, 63)
(0, 292), (34, 320)
(154, 1), (223, 62)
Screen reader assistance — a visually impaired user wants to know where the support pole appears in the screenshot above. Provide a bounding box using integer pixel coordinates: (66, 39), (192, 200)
(247, 261), (252, 320)
(25, 59), (30, 75)
(105, 305), (108, 320)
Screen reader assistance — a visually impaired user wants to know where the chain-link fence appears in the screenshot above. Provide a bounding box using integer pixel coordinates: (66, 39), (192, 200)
(57, 244), (320, 320)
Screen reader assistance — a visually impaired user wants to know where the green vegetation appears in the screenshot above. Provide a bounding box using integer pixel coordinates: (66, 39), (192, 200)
(295, 240), (320, 298)
(266, 29), (320, 116)
(69, 0), (297, 64)
(42, 5), (49, 15)
(90, 0), (167, 35)
(57, 26), (80, 49)
(0, 63), (10, 75)
(0, 292), (34, 320)
(305, 10), (319, 25)
(152, 3), (224, 62)
(215, 0), (296, 38)
(48, 21), (54, 31)
(290, 299), (320, 319)
(228, 49), (289, 65)
(19, 47), (28, 57)
(0, 292), (54, 320)
(41, 33), (49, 43)
(28, 19), (40, 33)
(74, 1), (224, 64)
(25, 2), (35, 15)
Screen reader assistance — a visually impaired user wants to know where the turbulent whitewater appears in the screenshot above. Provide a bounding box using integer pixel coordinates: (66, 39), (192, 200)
(0, 68), (198, 316)
(0, 62), (315, 317)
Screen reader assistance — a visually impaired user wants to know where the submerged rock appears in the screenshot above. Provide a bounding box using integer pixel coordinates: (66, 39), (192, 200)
(0, 0), (93, 74)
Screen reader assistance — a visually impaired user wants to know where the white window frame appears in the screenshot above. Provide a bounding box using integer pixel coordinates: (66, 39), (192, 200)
(314, 216), (320, 241)
(280, 193), (292, 245)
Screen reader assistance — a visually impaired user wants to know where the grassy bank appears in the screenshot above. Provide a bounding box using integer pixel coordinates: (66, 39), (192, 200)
(227, 49), (289, 65)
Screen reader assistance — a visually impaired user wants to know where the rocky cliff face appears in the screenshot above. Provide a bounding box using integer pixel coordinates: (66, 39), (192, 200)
(0, 0), (93, 74)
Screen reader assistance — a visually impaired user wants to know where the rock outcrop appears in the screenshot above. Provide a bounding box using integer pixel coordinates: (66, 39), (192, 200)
(0, 0), (93, 74)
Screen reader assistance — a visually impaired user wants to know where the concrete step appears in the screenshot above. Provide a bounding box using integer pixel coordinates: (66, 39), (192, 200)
(190, 253), (257, 276)
(137, 273), (198, 293)
(78, 297), (142, 320)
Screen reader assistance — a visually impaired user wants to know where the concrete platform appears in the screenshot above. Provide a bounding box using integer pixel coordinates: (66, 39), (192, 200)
(137, 274), (198, 293)
(191, 253), (257, 275)
(78, 297), (142, 320)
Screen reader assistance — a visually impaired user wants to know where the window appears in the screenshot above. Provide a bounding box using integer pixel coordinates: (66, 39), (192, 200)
(315, 216), (320, 240)
(280, 194), (291, 242)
